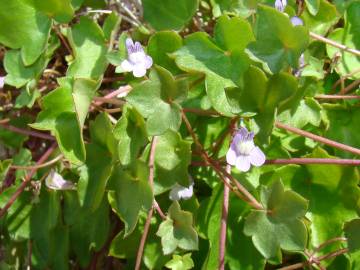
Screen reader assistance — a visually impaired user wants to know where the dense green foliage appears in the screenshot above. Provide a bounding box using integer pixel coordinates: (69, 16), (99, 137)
(0, 0), (360, 269)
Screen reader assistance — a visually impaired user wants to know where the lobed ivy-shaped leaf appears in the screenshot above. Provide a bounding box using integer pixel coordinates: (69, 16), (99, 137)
(326, 2), (360, 79)
(23, 0), (74, 23)
(248, 5), (309, 73)
(244, 179), (308, 259)
(197, 184), (265, 269)
(77, 113), (114, 212)
(67, 16), (109, 80)
(0, 0), (52, 65)
(153, 130), (192, 194)
(114, 105), (148, 166)
(165, 253), (194, 270)
(126, 66), (188, 136)
(157, 201), (198, 255)
(108, 161), (153, 236)
(344, 219), (360, 253)
(173, 15), (254, 116)
(142, 0), (198, 31)
(31, 77), (99, 164)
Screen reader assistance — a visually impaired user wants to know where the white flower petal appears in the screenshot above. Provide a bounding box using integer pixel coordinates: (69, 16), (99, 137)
(249, 147), (266, 167)
(235, 155), (251, 172)
(144, 55), (153, 69)
(226, 148), (237, 165)
(169, 183), (193, 201)
(132, 64), (147, 77)
(46, 171), (76, 190)
(121, 59), (134, 72)
(0, 76), (5, 89)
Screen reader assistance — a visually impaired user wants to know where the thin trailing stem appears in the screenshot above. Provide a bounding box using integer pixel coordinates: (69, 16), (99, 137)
(275, 121), (360, 156)
(10, 154), (63, 170)
(265, 158), (360, 165)
(181, 110), (264, 210)
(340, 79), (360, 94)
(332, 68), (360, 91)
(0, 123), (55, 141)
(316, 248), (349, 261)
(313, 237), (347, 253)
(277, 262), (307, 270)
(135, 136), (158, 270)
(0, 143), (57, 218)
(315, 94), (360, 100)
(219, 165), (231, 270)
(310, 32), (360, 56)
(193, 158), (360, 166)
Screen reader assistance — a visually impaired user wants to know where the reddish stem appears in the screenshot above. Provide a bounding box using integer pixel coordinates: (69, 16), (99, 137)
(275, 121), (360, 156)
(134, 136), (158, 270)
(0, 143), (57, 218)
(219, 165), (231, 270)
(0, 123), (55, 141)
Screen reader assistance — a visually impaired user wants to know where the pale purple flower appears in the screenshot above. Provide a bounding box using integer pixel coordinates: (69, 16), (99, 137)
(121, 38), (153, 78)
(0, 76), (5, 89)
(275, 0), (287, 12)
(290, 16), (304, 26)
(226, 127), (266, 172)
(169, 181), (194, 201)
(45, 170), (76, 190)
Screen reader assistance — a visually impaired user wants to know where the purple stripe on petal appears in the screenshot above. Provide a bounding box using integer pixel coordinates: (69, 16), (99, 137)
(249, 147), (266, 167)
(134, 42), (143, 52)
(126, 38), (135, 54)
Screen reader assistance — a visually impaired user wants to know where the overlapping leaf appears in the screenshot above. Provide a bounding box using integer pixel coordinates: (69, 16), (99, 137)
(244, 180), (308, 259)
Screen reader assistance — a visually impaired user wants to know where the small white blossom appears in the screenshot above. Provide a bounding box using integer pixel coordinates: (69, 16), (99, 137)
(0, 76), (5, 89)
(226, 127), (266, 172)
(121, 38), (153, 78)
(290, 16), (304, 26)
(45, 170), (76, 190)
(275, 0), (287, 12)
(169, 181), (194, 201)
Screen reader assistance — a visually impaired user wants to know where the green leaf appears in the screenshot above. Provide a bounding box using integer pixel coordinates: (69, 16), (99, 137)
(4, 50), (47, 88)
(305, 0), (320, 15)
(196, 185), (265, 269)
(0, 0), (51, 65)
(1, 187), (32, 241)
(143, 0), (199, 30)
(302, 0), (339, 35)
(344, 219), (360, 253)
(12, 148), (32, 181)
(30, 190), (61, 268)
(157, 201), (198, 255)
(109, 213), (170, 268)
(89, 112), (117, 156)
(108, 161), (153, 236)
(126, 66), (188, 135)
(154, 130), (192, 194)
(21, 0), (74, 23)
(67, 17), (108, 80)
(148, 31), (183, 74)
(103, 12), (121, 41)
(14, 88), (41, 109)
(77, 143), (113, 212)
(0, 159), (11, 182)
(244, 179), (308, 259)
(69, 197), (110, 267)
(165, 253), (194, 270)
(32, 78), (99, 164)
(277, 98), (322, 129)
(248, 5), (309, 73)
(237, 66), (299, 143)
(210, 0), (258, 18)
(326, 2), (360, 79)
(325, 107), (360, 158)
(114, 105), (148, 166)
(173, 17), (252, 115)
(0, 117), (30, 148)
